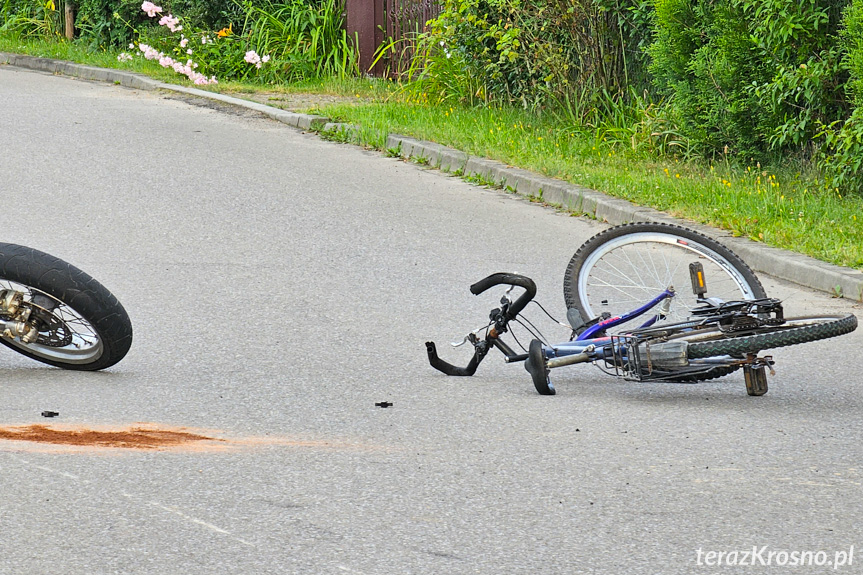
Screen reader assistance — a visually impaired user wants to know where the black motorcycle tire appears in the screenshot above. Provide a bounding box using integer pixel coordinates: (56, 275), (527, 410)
(0, 243), (132, 370)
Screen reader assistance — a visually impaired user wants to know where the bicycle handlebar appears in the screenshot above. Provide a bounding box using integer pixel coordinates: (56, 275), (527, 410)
(469, 273), (537, 319)
(425, 341), (484, 376)
(426, 273), (537, 377)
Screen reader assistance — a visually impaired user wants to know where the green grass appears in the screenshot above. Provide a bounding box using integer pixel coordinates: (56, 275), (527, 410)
(218, 75), (394, 101)
(2, 35), (862, 270)
(0, 35), (179, 82)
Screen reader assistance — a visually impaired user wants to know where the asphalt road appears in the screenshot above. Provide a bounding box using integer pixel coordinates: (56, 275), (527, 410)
(1, 64), (862, 575)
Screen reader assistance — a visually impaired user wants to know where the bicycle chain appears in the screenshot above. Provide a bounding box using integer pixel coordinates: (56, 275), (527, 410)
(720, 316), (785, 333)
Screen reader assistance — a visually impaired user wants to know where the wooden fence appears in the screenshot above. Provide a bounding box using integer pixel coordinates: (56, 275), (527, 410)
(346, 0), (441, 76)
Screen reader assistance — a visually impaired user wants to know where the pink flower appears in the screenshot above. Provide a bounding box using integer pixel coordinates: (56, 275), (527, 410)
(262, 55), (270, 63)
(190, 73), (218, 85)
(244, 50), (261, 65)
(179, 37), (188, 48)
(141, 1), (161, 17)
(158, 14), (182, 32)
(139, 38), (218, 85)
(138, 43), (161, 61)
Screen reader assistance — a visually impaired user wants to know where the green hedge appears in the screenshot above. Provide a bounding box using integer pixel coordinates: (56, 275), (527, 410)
(817, 0), (863, 190)
(649, 0), (850, 160)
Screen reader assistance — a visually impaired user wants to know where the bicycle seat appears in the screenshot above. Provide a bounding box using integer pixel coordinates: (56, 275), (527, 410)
(567, 308), (585, 331)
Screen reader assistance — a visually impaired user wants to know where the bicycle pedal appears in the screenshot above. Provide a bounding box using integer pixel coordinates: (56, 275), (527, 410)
(525, 339), (555, 395)
(743, 364), (769, 396)
(689, 262), (708, 296)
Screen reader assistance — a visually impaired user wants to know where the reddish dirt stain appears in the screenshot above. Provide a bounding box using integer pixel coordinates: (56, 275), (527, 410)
(0, 423), (382, 454)
(0, 424), (224, 450)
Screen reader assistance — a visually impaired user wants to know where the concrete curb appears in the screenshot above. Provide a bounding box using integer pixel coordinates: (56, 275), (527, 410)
(4, 52), (862, 299)
(384, 135), (863, 299)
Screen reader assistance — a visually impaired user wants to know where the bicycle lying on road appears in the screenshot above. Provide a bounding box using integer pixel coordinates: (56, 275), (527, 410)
(0, 243), (132, 370)
(426, 223), (857, 396)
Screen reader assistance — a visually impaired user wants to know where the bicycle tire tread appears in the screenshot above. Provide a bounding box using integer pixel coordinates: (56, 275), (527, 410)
(686, 314), (857, 359)
(0, 243), (132, 370)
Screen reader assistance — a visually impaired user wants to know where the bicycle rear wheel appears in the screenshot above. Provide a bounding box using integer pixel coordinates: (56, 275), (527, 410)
(564, 223), (766, 330)
(684, 315), (857, 359)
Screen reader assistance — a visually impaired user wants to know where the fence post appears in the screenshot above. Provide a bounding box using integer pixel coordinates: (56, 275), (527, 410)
(64, 2), (74, 40)
(345, 0), (384, 76)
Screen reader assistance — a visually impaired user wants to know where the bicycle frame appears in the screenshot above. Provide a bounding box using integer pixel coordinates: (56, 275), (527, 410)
(547, 288), (675, 362)
(536, 288), (763, 376)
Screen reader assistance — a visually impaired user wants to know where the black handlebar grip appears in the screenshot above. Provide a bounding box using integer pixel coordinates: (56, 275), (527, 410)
(426, 341), (479, 376)
(469, 273), (537, 319)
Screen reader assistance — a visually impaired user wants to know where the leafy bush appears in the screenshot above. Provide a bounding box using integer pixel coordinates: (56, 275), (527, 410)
(134, 4), (272, 84)
(649, 0), (850, 159)
(128, 0), (356, 84)
(843, 0), (863, 102)
(71, 0), (263, 48)
(816, 0), (863, 191)
(818, 108), (863, 191)
(404, 0), (654, 112)
(168, 0), (244, 30)
(74, 0), (147, 47)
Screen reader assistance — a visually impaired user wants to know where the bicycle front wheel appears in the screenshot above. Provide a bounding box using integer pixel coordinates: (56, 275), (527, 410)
(564, 223), (766, 330)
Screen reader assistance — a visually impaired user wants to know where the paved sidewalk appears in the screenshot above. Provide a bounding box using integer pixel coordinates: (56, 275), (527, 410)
(3, 51), (862, 299)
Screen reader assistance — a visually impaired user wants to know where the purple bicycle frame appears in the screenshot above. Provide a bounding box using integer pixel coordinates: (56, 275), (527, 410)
(547, 288), (675, 358)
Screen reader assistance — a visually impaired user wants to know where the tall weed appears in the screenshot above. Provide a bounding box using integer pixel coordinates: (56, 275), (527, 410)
(241, 0), (358, 81)
(0, 0), (61, 39)
(400, 0), (654, 112)
(591, 89), (693, 159)
(396, 30), (488, 107)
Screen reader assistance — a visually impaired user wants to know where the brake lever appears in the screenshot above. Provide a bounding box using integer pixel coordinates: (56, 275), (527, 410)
(451, 328), (485, 347)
